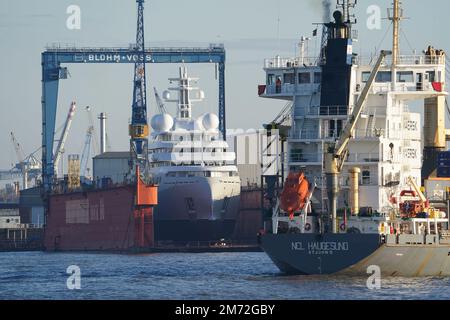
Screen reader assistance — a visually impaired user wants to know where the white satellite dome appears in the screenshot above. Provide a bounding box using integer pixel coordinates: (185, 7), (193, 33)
(194, 116), (205, 131)
(151, 113), (174, 133)
(202, 113), (219, 131)
(162, 90), (171, 100)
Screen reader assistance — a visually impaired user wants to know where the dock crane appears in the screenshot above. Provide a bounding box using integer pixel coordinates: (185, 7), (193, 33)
(153, 87), (167, 114)
(53, 102), (76, 177)
(325, 50), (391, 233)
(80, 126), (94, 179)
(85, 106), (99, 155)
(128, 0), (150, 178)
(79, 106), (100, 179)
(10, 132), (41, 189)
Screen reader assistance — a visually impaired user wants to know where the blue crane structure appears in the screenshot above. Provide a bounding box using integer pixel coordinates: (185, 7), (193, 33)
(129, 0), (149, 173)
(41, 1), (226, 193)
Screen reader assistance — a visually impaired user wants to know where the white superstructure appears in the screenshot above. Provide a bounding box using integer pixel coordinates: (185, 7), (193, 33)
(148, 67), (241, 241)
(259, 38), (447, 215)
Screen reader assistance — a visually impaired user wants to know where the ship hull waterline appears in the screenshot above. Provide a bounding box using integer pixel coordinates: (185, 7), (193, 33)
(261, 233), (450, 277)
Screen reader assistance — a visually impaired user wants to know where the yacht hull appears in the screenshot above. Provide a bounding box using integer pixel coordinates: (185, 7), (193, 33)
(153, 176), (241, 241)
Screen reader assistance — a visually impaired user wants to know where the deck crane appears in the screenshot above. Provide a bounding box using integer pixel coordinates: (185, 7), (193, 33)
(399, 176), (443, 218)
(10, 133), (41, 189)
(324, 50), (391, 233)
(153, 87), (167, 114)
(85, 106), (99, 155)
(80, 126), (94, 179)
(79, 106), (99, 179)
(128, 0), (150, 178)
(10, 132), (27, 189)
(53, 102), (76, 177)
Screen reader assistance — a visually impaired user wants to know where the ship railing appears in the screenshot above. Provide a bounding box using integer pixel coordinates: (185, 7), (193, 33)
(307, 106), (349, 116)
(289, 129), (385, 140)
(353, 129), (385, 139)
(312, 174), (376, 188)
(289, 152), (380, 164)
(370, 82), (446, 94)
(263, 83), (319, 95)
(355, 54), (446, 66)
(347, 153), (380, 163)
(290, 153), (322, 163)
(264, 56), (318, 69)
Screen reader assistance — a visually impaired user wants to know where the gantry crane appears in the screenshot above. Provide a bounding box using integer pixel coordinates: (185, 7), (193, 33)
(40, 0), (226, 192)
(324, 50), (391, 233)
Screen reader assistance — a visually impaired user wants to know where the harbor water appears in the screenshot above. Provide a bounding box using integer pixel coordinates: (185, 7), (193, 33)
(0, 251), (449, 300)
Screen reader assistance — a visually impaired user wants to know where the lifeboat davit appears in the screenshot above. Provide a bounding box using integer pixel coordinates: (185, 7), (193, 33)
(280, 172), (310, 220)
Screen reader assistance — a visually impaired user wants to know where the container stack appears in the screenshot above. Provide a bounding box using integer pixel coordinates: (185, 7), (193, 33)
(437, 151), (450, 177)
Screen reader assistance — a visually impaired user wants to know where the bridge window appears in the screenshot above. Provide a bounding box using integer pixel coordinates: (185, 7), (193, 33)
(267, 74), (275, 85)
(284, 73), (295, 84)
(298, 72), (311, 84)
(376, 71), (392, 83)
(362, 170), (371, 185)
(397, 71), (414, 83)
(427, 71), (436, 82)
(362, 71), (392, 83)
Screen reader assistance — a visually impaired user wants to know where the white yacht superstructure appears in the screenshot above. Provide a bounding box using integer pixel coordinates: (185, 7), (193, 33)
(149, 67), (241, 241)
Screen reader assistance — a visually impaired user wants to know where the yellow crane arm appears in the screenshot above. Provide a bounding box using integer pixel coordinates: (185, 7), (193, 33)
(407, 176), (427, 204)
(334, 50), (391, 157)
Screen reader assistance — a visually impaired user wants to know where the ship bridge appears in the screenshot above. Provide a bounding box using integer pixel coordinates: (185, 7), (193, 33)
(259, 53), (447, 100)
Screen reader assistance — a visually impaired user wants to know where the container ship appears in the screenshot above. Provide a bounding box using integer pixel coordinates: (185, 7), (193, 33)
(258, 0), (450, 276)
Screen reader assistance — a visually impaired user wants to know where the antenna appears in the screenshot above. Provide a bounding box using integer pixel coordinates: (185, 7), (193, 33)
(337, 0), (357, 24)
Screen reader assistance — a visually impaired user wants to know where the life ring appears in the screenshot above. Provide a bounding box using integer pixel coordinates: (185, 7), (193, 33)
(340, 223), (346, 231)
(304, 223), (311, 231)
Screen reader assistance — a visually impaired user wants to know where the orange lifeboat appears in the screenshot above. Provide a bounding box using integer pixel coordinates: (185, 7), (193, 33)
(280, 172), (310, 220)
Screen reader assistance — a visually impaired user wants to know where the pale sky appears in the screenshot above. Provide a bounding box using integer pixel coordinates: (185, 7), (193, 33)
(0, 0), (449, 170)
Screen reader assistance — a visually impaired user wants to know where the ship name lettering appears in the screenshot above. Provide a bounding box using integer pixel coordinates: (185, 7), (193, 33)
(291, 242), (305, 251)
(307, 242), (349, 253)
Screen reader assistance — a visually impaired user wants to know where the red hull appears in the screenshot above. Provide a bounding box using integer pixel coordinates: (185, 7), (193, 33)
(45, 182), (157, 251)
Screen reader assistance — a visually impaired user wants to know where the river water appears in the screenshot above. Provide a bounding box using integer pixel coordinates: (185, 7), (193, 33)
(0, 251), (448, 300)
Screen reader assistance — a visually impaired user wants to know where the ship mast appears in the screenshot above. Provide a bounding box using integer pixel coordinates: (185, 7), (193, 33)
(389, 0), (402, 87)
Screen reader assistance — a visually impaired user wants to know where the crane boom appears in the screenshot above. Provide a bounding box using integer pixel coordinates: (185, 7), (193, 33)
(86, 106), (99, 155)
(80, 126), (94, 177)
(334, 50), (391, 157)
(407, 176), (427, 204)
(325, 50), (391, 234)
(54, 102), (77, 175)
(10, 132), (25, 163)
(153, 87), (167, 114)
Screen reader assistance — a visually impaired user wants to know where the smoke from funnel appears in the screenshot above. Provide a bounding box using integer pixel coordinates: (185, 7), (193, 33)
(308, 0), (332, 22)
(322, 0), (332, 22)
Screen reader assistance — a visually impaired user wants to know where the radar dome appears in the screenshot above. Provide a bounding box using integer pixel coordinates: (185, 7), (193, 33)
(163, 90), (171, 100)
(151, 113), (174, 133)
(194, 116), (205, 131)
(202, 113), (219, 131)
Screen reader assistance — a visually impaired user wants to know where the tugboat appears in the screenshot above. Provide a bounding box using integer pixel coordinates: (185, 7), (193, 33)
(259, 0), (450, 276)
